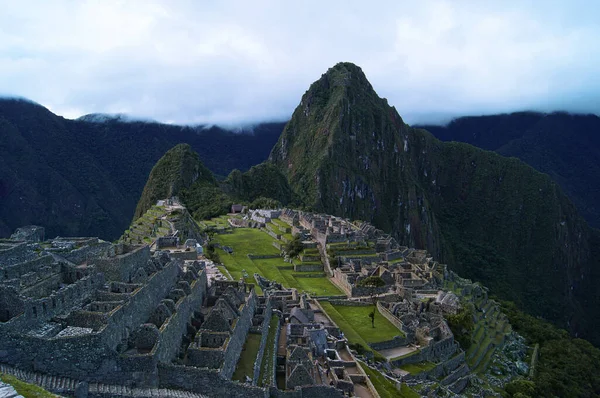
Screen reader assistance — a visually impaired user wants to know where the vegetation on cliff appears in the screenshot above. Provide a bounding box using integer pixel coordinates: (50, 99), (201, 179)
(133, 143), (293, 222)
(134, 143), (217, 219)
(0, 98), (283, 240)
(501, 301), (600, 397)
(420, 111), (600, 228)
(268, 62), (599, 344)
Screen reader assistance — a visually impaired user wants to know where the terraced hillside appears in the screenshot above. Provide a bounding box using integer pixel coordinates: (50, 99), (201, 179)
(466, 298), (512, 374)
(444, 279), (513, 375)
(120, 205), (171, 245)
(211, 223), (342, 297)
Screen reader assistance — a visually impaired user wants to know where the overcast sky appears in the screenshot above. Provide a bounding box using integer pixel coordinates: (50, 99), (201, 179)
(1, 0), (599, 126)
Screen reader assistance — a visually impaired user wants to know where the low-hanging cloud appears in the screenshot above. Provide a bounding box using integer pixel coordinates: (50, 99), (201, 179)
(0, 0), (599, 126)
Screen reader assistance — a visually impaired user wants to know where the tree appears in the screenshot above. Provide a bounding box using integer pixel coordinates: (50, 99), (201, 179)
(505, 379), (535, 398)
(357, 276), (386, 328)
(205, 243), (221, 264)
(284, 235), (303, 258)
(445, 303), (474, 349)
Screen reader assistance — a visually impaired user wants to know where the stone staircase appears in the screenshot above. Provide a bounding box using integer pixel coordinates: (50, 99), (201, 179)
(0, 364), (208, 398)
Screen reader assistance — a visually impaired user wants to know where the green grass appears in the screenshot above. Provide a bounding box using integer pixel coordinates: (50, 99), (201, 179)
(0, 373), (57, 398)
(232, 333), (262, 382)
(271, 218), (290, 229)
(213, 228), (341, 296)
(259, 316), (279, 387)
(399, 361), (437, 374)
(358, 362), (419, 398)
(320, 302), (404, 345)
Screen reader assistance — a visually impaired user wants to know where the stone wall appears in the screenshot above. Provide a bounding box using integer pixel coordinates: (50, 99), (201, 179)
(100, 260), (180, 351)
(2, 272), (105, 330)
(2, 254), (54, 280)
(350, 285), (388, 297)
(62, 241), (113, 265)
(220, 291), (257, 379)
(328, 299), (372, 307)
(271, 317), (282, 386)
(94, 246), (150, 282)
(153, 270), (208, 363)
(268, 385), (344, 398)
(253, 299), (273, 385)
(158, 364), (266, 398)
(264, 228), (281, 241)
(382, 250), (403, 261)
(168, 251), (197, 261)
(156, 237), (178, 249)
(369, 336), (408, 351)
(390, 336), (457, 367)
(377, 301), (405, 331)
(341, 255), (380, 264)
(332, 250), (375, 256)
(0, 259), (192, 385)
(247, 254), (281, 260)
(0, 241), (29, 266)
(293, 263), (323, 272)
(298, 254), (320, 262)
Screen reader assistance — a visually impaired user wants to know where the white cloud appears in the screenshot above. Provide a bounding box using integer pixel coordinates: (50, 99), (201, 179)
(0, 0), (599, 125)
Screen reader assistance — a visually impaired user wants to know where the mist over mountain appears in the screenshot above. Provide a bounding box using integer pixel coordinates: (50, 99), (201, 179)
(267, 62), (600, 343)
(0, 98), (284, 240)
(3, 62), (600, 347)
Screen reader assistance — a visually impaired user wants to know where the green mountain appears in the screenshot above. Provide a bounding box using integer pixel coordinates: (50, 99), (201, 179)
(419, 112), (600, 228)
(0, 98), (284, 240)
(135, 144), (293, 222)
(269, 62), (600, 343)
(134, 143), (217, 219)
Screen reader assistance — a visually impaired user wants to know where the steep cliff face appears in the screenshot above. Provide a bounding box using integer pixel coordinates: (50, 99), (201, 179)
(223, 163), (294, 206)
(269, 62), (598, 341)
(269, 63), (443, 254)
(420, 112), (600, 228)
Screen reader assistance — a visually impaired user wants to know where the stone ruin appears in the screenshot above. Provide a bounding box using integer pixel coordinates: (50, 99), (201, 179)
(0, 226), (348, 397)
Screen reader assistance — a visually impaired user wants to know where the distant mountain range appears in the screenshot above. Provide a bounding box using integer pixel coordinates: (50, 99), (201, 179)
(419, 111), (600, 228)
(0, 98), (284, 240)
(3, 64), (600, 345)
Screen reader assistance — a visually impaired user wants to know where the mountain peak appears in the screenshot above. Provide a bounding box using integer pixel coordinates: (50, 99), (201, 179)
(320, 62), (371, 88)
(303, 62), (377, 108)
(269, 62), (404, 208)
(133, 143), (216, 220)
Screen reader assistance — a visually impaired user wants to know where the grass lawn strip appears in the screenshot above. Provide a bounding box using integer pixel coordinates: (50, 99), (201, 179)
(358, 361), (419, 398)
(232, 333), (262, 382)
(214, 228), (341, 296)
(399, 361), (437, 374)
(0, 373), (57, 398)
(271, 218), (291, 229)
(258, 316), (279, 387)
(325, 303), (404, 343)
(319, 302), (371, 352)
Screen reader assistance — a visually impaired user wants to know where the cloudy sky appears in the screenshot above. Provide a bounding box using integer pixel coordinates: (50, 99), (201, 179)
(1, 0), (599, 125)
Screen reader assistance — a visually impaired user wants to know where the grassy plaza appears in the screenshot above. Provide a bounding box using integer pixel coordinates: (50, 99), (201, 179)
(212, 226), (342, 296)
